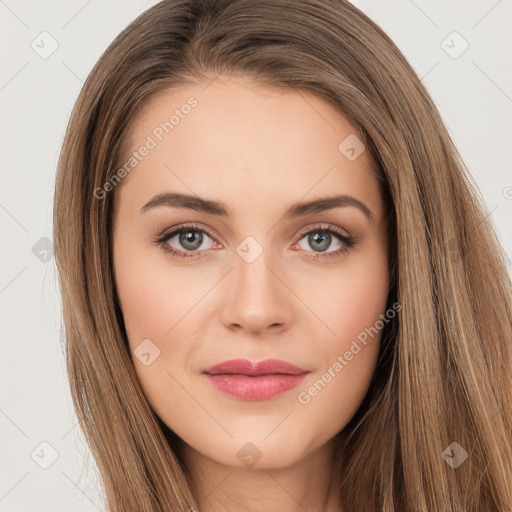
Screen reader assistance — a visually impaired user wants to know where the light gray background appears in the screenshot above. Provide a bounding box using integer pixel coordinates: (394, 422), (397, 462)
(1, 0), (511, 510)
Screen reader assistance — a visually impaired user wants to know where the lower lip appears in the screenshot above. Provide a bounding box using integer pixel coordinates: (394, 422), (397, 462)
(203, 373), (308, 400)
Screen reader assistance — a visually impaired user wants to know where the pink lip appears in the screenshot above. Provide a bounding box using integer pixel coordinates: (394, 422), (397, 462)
(202, 358), (309, 400)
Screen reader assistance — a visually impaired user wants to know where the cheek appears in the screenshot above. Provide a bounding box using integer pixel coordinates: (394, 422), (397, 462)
(114, 239), (198, 345)
(291, 249), (389, 422)
(303, 247), (389, 348)
(113, 254), (199, 420)
(116, 271), (170, 344)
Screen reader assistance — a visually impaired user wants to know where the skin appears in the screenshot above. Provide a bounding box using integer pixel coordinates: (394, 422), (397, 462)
(112, 75), (389, 512)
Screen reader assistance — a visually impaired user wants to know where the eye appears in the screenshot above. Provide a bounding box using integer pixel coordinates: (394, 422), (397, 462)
(293, 224), (356, 261)
(154, 223), (220, 259)
(154, 222), (357, 261)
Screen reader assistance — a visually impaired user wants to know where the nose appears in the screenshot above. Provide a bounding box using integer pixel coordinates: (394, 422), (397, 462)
(220, 245), (294, 335)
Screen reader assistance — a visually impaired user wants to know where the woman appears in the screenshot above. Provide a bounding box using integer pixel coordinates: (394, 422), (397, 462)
(53, 0), (512, 510)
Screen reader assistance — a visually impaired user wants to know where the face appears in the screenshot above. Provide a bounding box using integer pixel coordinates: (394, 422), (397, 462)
(112, 75), (389, 470)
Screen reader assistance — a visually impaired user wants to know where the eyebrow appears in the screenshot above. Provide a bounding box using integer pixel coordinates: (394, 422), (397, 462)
(140, 192), (374, 223)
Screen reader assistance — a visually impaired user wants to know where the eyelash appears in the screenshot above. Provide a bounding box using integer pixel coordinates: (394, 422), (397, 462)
(153, 222), (357, 261)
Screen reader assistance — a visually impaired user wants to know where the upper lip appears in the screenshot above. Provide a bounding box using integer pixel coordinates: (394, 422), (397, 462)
(202, 358), (309, 376)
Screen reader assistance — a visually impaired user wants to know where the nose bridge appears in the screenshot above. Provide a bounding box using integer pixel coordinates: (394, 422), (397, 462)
(234, 234), (281, 304)
(221, 234), (293, 333)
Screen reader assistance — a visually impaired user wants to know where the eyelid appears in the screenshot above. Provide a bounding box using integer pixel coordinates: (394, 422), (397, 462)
(154, 221), (356, 258)
(295, 223), (351, 240)
(156, 222), (221, 244)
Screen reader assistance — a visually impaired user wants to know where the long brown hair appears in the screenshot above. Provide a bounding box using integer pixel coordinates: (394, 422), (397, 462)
(53, 0), (512, 510)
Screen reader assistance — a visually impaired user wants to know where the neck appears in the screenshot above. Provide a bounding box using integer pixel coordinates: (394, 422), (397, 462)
(180, 437), (343, 512)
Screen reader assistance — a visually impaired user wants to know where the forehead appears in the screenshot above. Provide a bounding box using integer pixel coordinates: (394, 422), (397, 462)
(115, 76), (383, 220)
(124, 76), (363, 158)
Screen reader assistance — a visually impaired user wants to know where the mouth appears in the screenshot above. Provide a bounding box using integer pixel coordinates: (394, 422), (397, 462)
(201, 358), (310, 400)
